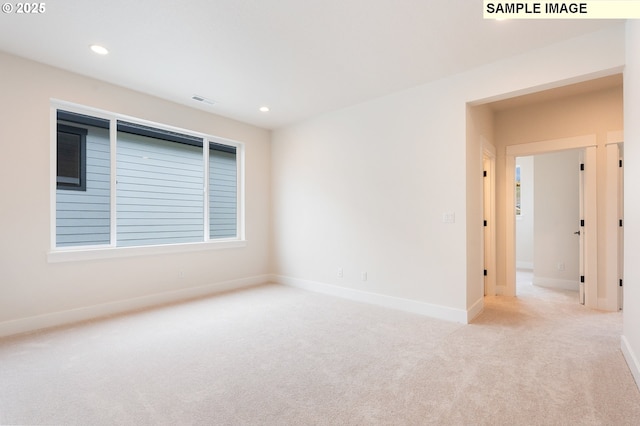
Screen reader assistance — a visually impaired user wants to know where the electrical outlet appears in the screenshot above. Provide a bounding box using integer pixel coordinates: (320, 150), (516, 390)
(442, 212), (455, 223)
(557, 262), (565, 271)
(179, 270), (185, 279)
(338, 268), (344, 278)
(362, 272), (367, 281)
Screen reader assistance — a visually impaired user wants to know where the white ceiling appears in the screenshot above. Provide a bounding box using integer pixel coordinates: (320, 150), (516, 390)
(0, 1), (622, 129)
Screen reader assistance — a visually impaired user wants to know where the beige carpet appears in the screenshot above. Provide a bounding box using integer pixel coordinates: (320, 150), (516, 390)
(1, 276), (639, 425)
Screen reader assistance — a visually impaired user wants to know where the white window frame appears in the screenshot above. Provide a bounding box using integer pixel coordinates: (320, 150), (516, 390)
(48, 99), (246, 263)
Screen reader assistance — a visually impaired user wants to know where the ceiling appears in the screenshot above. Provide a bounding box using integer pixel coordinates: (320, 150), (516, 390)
(0, 1), (623, 129)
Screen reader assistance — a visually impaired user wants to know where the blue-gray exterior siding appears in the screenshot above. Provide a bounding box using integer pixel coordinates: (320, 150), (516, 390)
(56, 123), (110, 247)
(116, 132), (204, 247)
(210, 150), (237, 238)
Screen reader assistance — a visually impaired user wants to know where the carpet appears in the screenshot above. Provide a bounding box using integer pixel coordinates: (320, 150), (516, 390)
(1, 277), (639, 425)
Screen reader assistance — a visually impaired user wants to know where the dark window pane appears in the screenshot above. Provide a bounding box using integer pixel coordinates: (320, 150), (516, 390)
(57, 132), (81, 184)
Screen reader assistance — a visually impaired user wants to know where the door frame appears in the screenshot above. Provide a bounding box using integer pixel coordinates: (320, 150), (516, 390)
(483, 141), (497, 296)
(606, 130), (624, 311)
(505, 135), (597, 307)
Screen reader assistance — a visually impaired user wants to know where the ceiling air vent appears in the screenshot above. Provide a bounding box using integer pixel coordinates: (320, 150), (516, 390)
(191, 95), (215, 105)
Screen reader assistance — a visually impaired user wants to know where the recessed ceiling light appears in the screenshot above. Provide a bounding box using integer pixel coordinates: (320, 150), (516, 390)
(259, 106), (270, 112)
(90, 44), (109, 55)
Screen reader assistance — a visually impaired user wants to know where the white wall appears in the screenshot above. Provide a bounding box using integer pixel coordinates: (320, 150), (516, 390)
(271, 86), (469, 317)
(272, 25), (626, 322)
(533, 150), (580, 290)
(516, 156), (534, 269)
(0, 52), (271, 336)
(622, 20), (640, 390)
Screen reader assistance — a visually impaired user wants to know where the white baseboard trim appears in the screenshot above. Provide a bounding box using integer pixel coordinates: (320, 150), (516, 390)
(467, 297), (484, 322)
(516, 261), (533, 270)
(597, 296), (619, 312)
(621, 335), (640, 391)
(0, 274), (270, 338)
(273, 275), (469, 324)
(533, 277), (579, 291)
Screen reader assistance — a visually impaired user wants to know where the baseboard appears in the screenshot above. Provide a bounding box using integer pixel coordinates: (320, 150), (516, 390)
(467, 297), (484, 323)
(598, 296), (619, 312)
(621, 335), (640, 391)
(533, 277), (579, 291)
(273, 275), (468, 324)
(516, 261), (533, 270)
(0, 274), (270, 338)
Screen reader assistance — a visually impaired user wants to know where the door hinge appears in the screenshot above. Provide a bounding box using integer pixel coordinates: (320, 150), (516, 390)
(580, 219), (585, 227)
(484, 269), (488, 276)
(580, 276), (585, 283)
(620, 279), (623, 287)
(483, 170), (487, 177)
(484, 220), (487, 227)
(580, 163), (585, 171)
(620, 219), (623, 227)
(620, 159), (623, 168)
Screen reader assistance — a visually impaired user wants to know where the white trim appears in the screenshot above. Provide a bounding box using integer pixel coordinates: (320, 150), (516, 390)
(109, 116), (118, 247)
(48, 239), (246, 263)
(622, 336), (640, 391)
(583, 146), (598, 308)
(506, 135), (597, 157)
(604, 143), (622, 311)
(49, 105), (57, 251)
(532, 277), (580, 292)
(234, 140), (246, 241)
(0, 274), (270, 338)
(467, 297), (484, 322)
(203, 138), (210, 239)
(274, 275), (469, 324)
(505, 154), (517, 297)
(607, 130), (624, 144)
(516, 261), (534, 270)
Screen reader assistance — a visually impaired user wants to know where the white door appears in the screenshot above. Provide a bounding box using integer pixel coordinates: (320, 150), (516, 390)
(581, 147), (598, 308)
(619, 146), (624, 310)
(483, 155), (490, 296)
(578, 151), (586, 304)
(482, 145), (496, 297)
(606, 142), (624, 311)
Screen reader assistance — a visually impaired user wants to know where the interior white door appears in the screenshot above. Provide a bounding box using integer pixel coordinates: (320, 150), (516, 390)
(582, 146), (598, 308)
(578, 150), (586, 305)
(619, 146), (624, 310)
(483, 155), (490, 296)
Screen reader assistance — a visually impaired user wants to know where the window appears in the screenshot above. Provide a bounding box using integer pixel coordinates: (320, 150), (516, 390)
(57, 124), (87, 190)
(53, 103), (243, 252)
(56, 112), (110, 247)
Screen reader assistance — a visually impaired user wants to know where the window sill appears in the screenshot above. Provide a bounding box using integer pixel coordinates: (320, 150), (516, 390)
(47, 239), (247, 263)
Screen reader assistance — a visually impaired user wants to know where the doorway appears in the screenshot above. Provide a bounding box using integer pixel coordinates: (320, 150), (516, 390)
(515, 150), (582, 299)
(505, 136), (598, 306)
